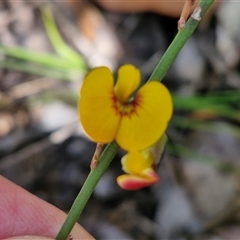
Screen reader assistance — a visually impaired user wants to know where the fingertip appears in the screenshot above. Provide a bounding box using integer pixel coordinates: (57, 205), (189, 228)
(4, 236), (54, 240)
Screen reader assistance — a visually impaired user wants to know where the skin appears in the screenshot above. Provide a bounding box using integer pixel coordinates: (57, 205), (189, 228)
(96, 0), (200, 17)
(0, 176), (94, 239)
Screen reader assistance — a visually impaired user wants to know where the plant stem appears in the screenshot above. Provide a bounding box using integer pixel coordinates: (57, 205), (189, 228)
(56, 141), (119, 240)
(56, 0), (215, 239)
(41, 4), (86, 67)
(0, 59), (74, 81)
(0, 44), (75, 69)
(149, 0), (214, 82)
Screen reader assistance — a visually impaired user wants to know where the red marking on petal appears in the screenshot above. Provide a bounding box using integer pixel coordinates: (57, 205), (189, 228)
(111, 94), (142, 117)
(117, 174), (160, 191)
(142, 168), (160, 179)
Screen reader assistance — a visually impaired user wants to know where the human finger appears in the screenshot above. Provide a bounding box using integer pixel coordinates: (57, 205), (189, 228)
(0, 175), (94, 239)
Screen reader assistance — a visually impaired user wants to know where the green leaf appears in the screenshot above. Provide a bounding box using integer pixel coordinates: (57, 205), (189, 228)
(41, 4), (87, 69)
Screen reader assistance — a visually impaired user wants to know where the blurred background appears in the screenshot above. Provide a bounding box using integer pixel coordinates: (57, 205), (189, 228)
(0, 0), (240, 239)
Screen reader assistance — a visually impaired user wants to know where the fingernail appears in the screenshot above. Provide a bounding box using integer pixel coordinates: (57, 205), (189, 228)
(4, 236), (54, 240)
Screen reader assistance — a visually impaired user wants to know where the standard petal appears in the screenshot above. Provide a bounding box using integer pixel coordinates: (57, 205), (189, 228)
(79, 67), (120, 143)
(116, 81), (173, 151)
(117, 173), (159, 191)
(121, 151), (153, 175)
(114, 64), (140, 103)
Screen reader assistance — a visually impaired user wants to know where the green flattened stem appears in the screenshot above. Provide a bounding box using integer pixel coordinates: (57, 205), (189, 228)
(149, 0), (215, 82)
(56, 0), (215, 239)
(56, 141), (119, 240)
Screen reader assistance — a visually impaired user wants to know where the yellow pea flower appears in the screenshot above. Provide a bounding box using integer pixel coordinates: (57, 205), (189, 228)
(79, 64), (172, 151)
(117, 151), (159, 190)
(117, 134), (167, 190)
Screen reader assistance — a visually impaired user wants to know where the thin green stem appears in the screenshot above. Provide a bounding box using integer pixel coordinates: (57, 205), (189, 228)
(149, 0), (214, 82)
(0, 44), (74, 69)
(56, 0), (215, 239)
(0, 59), (73, 81)
(41, 4), (86, 68)
(56, 141), (119, 240)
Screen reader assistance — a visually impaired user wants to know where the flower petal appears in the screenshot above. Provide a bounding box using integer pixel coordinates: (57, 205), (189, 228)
(116, 81), (173, 151)
(121, 151), (153, 175)
(79, 67), (120, 143)
(117, 172), (160, 191)
(114, 64), (140, 103)
(119, 150), (160, 190)
(149, 133), (168, 168)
